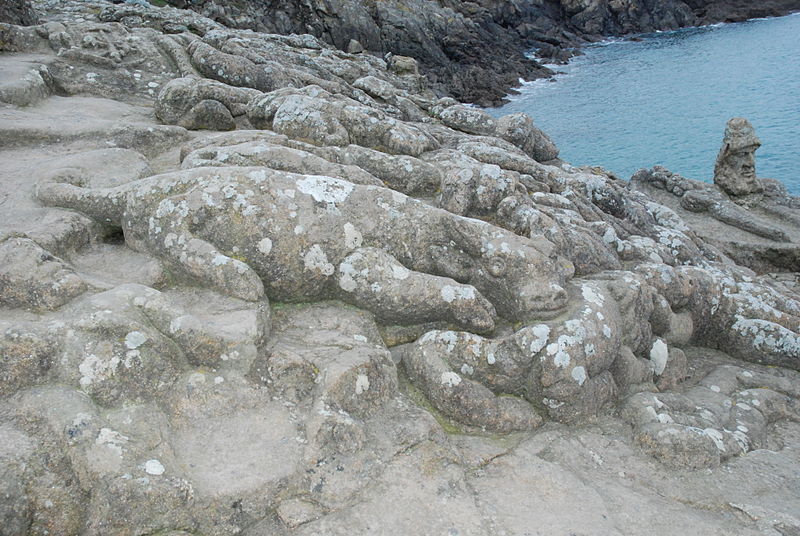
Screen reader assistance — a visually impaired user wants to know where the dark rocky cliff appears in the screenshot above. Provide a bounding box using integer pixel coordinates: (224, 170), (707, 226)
(0, 0), (39, 25)
(163, 0), (800, 105)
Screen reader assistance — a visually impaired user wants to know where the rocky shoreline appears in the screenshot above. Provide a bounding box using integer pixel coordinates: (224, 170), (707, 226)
(155, 0), (800, 106)
(1, 1), (799, 534)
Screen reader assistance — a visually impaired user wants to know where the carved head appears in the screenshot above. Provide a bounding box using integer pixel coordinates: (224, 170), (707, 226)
(713, 117), (762, 196)
(445, 217), (573, 321)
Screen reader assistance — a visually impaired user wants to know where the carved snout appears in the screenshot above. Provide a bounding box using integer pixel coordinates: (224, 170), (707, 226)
(516, 281), (569, 318)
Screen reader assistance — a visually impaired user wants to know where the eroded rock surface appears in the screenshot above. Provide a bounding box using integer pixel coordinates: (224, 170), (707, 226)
(1, 1), (799, 535)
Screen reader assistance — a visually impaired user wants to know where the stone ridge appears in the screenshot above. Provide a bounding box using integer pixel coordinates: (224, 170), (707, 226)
(163, 0), (800, 105)
(1, 0), (799, 534)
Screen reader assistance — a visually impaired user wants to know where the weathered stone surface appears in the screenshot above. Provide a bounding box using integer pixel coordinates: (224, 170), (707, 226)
(0, 0), (38, 26)
(622, 352), (800, 468)
(0, 58), (50, 107)
(496, 112), (560, 162)
(179, 98), (236, 130)
(0, 237), (86, 311)
(632, 162), (800, 273)
(714, 117), (762, 196)
(188, 38), (274, 91)
(0, 321), (59, 397)
(247, 85), (439, 156)
(37, 167), (572, 329)
(438, 105), (498, 136)
(2, 3), (799, 534)
(155, 76), (259, 128)
(180, 140), (383, 187)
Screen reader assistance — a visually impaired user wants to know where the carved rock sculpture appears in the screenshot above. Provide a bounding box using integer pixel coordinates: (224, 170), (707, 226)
(36, 167), (573, 334)
(3, 3), (800, 532)
(714, 117), (762, 196)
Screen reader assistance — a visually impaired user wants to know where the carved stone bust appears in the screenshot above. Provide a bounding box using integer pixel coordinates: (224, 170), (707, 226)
(713, 117), (762, 196)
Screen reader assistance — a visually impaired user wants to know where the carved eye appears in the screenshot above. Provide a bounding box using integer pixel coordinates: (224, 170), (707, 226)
(488, 258), (506, 277)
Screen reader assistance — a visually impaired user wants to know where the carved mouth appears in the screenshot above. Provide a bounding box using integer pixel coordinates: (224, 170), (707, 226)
(516, 284), (569, 318)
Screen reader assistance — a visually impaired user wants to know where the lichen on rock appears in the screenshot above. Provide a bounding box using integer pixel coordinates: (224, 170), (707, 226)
(1, 1), (799, 534)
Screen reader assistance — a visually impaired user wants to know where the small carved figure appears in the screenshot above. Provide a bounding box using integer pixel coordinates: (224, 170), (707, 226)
(713, 117), (762, 196)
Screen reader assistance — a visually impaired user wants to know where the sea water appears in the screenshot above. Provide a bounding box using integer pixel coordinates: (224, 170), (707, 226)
(491, 13), (800, 193)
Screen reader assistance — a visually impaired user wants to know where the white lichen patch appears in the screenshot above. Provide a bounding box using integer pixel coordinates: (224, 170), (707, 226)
(233, 259), (249, 274)
(391, 264), (410, 280)
(487, 352), (496, 365)
(211, 253), (229, 266)
(339, 274), (356, 292)
(440, 371), (462, 387)
(296, 175), (354, 205)
(546, 340), (571, 368)
(124, 331), (147, 350)
(422, 330), (460, 352)
(460, 363), (474, 376)
(703, 428), (726, 451)
(96, 428), (129, 457)
(602, 227), (618, 244)
(355, 374), (370, 394)
(257, 237), (273, 255)
(144, 459), (165, 476)
(529, 324), (551, 352)
(571, 365), (587, 386)
(646, 202), (689, 232)
(79, 352), (120, 388)
(649, 339), (669, 376)
(581, 284), (605, 306)
(304, 244), (335, 276)
(732, 430), (749, 452)
(343, 223), (363, 250)
(543, 397), (564, 409)
(547, 342), (570, 368)
(338, 261), (358, 292)
(247, 169), (267, 183)
(441, 285), (475, 303)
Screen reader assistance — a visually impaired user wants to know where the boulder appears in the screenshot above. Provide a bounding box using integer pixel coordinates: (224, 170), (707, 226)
(155, 76), (260, 129)
(438, 105), (498, 136)
(0, 238), (86, 311)
(496, 113), (560, 162)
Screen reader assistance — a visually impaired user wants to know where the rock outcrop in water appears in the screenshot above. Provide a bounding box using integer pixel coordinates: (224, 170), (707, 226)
(1, 1), (799, 534)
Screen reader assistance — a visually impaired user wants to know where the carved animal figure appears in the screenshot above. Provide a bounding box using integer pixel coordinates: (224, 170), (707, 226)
(37, 167), (574, 333)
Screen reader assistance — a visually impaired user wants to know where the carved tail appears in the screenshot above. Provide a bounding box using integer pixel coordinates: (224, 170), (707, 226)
(35, 180), (126, 226)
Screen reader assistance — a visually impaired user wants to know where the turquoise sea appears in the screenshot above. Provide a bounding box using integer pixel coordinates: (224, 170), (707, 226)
(491, 13), (800, 193)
